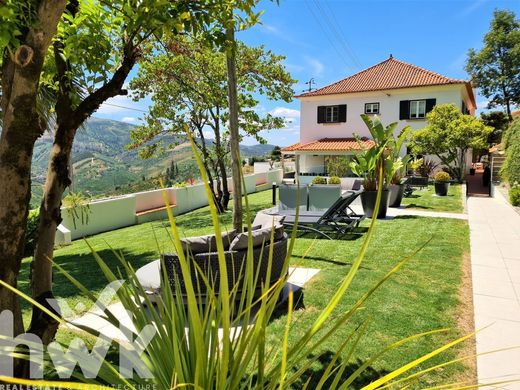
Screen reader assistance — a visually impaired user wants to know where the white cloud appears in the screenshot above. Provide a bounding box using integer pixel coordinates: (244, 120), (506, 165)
(477, 100), (489, 109)
(305, 56), (324, 76)
(269, 107), (301, 120)
(121, 117), (138, 124)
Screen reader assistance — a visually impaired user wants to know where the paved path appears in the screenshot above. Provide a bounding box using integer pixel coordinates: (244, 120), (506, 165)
(468, 190), (520, 388)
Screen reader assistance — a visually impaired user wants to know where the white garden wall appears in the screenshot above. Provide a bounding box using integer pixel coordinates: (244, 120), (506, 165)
(58, 169), (284, 244)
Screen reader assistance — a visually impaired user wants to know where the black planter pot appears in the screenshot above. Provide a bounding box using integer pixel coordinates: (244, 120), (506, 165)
(469, 168), (476, 175)
(434, 181), (450, 196)
(361, 190), (389, 219)
(388, 184), (405, 208)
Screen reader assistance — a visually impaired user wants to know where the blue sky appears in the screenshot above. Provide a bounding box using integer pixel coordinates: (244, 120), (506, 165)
(95, 0), (520, 146)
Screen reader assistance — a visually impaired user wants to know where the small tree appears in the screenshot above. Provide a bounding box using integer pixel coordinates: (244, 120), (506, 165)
(411, 104), (493, 182)
(270, 145), (282, 161)
(466, 9), (520, 120)
(129, 37), (294, 212)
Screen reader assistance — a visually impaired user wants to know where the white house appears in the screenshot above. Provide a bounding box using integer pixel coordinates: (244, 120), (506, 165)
(282, 56), (476, 178)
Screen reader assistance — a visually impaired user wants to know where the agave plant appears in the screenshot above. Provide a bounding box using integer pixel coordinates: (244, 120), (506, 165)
(0, 132), (482, 389)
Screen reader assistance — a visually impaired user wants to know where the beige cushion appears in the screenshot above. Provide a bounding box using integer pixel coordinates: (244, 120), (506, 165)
(252, 213), (285, 229)
(230, 225), (284, 251)
(180, 230), (236, 254)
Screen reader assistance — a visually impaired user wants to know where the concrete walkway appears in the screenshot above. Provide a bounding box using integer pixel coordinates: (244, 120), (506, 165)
(468, 190), (520, 388)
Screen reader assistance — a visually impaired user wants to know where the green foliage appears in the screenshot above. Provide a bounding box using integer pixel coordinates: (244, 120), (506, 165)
(350, 115), (409, 190)
(434, 171), (451, 182)
(503, 118), (520, 149)
(24, 209), (40, 256)
(466, 10), (520, 115)
(510, 186), (520, 206)
(249, 156), (267, 165)
(480, 111), (510, 145)
(411, 104), (493, 182)
(502, 142), (520, 185)
(325, 156), (350, 177)
(62, 192), (91, 230)
(312, 176), (327, 185)
(270, 146), (282, 161)
(328, 176), (341, 185)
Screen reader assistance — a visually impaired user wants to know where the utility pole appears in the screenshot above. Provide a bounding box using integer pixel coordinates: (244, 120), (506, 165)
(303, 78), (316, 93)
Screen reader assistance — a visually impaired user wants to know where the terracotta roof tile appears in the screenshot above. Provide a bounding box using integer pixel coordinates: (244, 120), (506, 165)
(296, 57), (470, 98)
(282, 138), (375, 153)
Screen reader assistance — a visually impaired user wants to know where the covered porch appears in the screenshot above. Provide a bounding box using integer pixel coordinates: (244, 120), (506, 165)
(281, 137), (375, 185)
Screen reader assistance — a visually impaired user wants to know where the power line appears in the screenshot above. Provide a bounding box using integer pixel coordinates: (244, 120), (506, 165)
(304, 0), (355, 73)
(318, 0), (363, 70)
(102, 102), (148, 113)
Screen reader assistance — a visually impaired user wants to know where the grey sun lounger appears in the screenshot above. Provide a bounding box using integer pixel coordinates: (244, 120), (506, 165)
(281, 190), (365, 240)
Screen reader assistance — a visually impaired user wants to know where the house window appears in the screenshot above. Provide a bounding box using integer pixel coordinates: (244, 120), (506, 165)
(325, 106), (339, 122)
(409, 100), (426, 119)
(317, 104), (347, 123)
(365, 102), (380, 114)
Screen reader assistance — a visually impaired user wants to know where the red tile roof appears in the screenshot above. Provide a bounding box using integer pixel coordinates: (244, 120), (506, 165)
(282, 138), (375, 153)
(297, 56), (472, 99)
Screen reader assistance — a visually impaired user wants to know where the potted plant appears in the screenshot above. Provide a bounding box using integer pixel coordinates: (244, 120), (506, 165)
(311, 176), (327, 185)
(434, 171), (451, 196)
(350, 115), (408, 219)
(328, 176), (341, 185)
(387, 127), (411, 208)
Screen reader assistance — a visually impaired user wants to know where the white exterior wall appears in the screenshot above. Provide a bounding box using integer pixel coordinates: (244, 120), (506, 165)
(299, 84), (469, 143)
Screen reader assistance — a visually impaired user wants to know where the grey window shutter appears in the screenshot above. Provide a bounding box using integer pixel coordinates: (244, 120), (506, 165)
(338, 104), (347, 122)
(399, 100), (409, 120)
(425, 98), (436, 113)
(317, 106), (326, 123)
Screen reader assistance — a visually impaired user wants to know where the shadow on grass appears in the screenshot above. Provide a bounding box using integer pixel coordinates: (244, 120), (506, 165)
(403, 203), (432, 210)
(291, 353), (390, 389)
(19, 248), (159, 304)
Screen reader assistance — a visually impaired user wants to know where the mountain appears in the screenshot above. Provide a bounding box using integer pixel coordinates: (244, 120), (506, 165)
(30, 117), (279, 206)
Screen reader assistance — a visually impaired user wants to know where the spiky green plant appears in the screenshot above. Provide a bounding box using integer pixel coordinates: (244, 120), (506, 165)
(0, 132), (485, 389)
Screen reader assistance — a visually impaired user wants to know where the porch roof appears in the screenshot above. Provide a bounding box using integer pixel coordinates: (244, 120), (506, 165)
(281, 137), (374, 153)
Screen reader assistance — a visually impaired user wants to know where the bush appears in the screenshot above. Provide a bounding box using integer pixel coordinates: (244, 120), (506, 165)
(434, 171), (451, 182)
(510, 187), (520, 206)
(25, 209), (40, 256)
(328, 176), (341, 185)
(312, 176), (327, 185)
(502, 140), (520, 185)
(503, 118), (520, 150)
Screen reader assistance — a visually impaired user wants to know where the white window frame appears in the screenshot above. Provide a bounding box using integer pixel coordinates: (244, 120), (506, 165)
(409, 100), (426, 119)
(325, 106), (339, 123)
(365, 102), (380, 114)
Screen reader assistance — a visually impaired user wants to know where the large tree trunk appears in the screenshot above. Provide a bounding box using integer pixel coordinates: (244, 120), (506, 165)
(225, 27), (242, 232)
(29, 33), (139, 344)
(214, 129), (230, 211)
(28, 123), (75, 344)
(0, 0), (67, 377)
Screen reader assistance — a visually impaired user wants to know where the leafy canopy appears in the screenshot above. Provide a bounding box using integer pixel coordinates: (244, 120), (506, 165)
(466, 9), (520, 115)
(128, 36), (295, 157)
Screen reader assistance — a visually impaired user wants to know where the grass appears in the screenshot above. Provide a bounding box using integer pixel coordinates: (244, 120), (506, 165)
(401, 183), (464, 213)
(19, 190), (472, 387)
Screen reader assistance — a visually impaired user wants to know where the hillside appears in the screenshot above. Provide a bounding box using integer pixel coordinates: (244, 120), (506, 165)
(31, 117), (278, 206)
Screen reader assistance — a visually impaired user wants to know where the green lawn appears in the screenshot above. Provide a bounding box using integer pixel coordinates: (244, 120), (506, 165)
(401, 183), (464, 213)
(19, 190), (472, 386)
